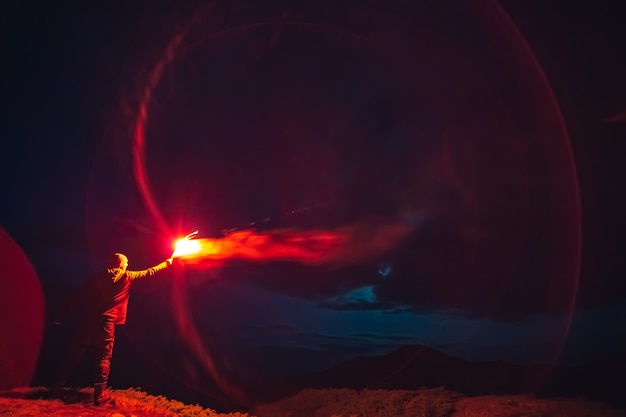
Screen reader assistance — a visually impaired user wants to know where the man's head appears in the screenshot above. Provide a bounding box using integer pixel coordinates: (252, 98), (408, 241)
(110, 253), (129, 270)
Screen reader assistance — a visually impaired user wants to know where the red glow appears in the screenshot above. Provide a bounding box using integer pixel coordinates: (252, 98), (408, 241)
(0, 227), (44, 389)
(172, 221), (413, 268)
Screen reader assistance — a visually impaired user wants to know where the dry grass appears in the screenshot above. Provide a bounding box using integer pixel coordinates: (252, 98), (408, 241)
(253, 387), (458, 417)
(453, 394), (626, 417)
(0, 387), (250, 417)
(253, 388), (626, 417)
(1, 387), (625, 417)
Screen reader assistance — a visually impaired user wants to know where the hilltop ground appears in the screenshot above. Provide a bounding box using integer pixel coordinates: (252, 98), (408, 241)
(1, 386), (624, 417)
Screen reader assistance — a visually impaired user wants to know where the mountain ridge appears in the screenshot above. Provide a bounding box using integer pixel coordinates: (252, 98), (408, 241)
(272, 344), (625, 408)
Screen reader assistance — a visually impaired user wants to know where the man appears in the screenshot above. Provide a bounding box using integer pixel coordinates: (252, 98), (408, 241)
(49, 252), (174, 406)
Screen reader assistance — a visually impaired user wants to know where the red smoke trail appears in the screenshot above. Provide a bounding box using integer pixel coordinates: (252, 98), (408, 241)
(173, 219), (415, 268)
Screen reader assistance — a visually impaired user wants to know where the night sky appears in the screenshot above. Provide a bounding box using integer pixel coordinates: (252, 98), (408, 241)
(1, 0), (625, 407)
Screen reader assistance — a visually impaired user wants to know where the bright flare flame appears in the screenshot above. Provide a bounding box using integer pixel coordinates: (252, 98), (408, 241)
(172, 230), (201, 258)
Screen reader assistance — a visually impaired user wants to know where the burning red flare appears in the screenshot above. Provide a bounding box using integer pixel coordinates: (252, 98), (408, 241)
(172, 230), (201, 258)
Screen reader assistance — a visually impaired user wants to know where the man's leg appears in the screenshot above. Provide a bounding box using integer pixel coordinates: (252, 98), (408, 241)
(93, 320), (115, 406)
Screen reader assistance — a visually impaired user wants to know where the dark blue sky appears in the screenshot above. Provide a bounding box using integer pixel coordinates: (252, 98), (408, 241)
(1, 0), (625, 402)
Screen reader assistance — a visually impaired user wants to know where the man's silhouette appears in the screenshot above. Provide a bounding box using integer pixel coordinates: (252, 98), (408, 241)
(50, 252), (173, 405)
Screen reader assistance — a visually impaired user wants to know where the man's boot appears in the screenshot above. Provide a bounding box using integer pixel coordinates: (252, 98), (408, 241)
(93, 382), (113, 406)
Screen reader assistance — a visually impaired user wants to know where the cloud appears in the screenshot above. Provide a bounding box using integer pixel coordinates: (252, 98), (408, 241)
(318, 299), (401, 312)
(350, 332), (417, 342)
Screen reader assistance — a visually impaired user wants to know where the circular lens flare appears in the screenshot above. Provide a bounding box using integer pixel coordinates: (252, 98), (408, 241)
(104, 0), (583, 408)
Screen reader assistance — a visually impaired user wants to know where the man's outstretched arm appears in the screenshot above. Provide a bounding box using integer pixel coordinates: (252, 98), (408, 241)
(126, 258), (173, 281)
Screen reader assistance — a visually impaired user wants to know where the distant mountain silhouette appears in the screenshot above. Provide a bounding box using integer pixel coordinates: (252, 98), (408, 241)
(277, 345), (625, 408)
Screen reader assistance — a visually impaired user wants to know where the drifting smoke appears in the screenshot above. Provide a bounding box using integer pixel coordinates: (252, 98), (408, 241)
(176, 215), (420, 269)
